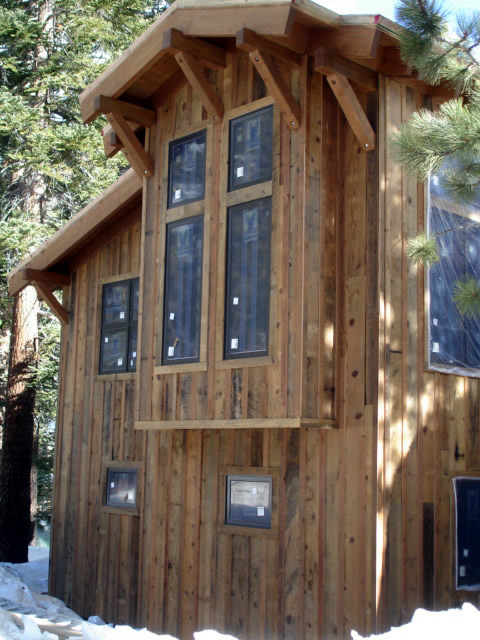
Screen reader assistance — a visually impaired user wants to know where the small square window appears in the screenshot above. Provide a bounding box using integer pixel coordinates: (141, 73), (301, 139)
(225, 197), (271, 359)
(229, 106), (273, 191)
(168, 130), (206, 208)
(100, 278), (138, 374)
(106, 468), (137, 508)
(226, 474), (272, 529)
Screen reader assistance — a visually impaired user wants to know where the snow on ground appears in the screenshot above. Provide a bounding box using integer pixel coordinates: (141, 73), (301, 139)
(0, 546), (239, 639)
(352, 603), (480, 640)
(3, 549), (480, 639)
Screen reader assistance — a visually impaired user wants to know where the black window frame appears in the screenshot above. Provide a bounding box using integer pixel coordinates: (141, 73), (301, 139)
(106, 467), (138, 509)
(225, 474), (273, 530)
(453, 476), (480, 590)
(99, 277), (139, 375)
(228, 105), (273, 192)
(167, 129), (207, 209)
(162, 214), (204, 365)
(224, 196), (272, 360)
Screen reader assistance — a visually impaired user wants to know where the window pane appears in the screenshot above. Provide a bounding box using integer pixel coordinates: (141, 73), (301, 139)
(163, 216), (203, 363)
(128, 328), (137, 372)
(429, 202), (480, 371)
(168, 131), (206, 208)
(225, 197), (271, 358)
(130, 278), (139, 323)
(100, 328), (129, 373)
(107, 469), (137, 508)
(103, 282), (129, 328)
(453, 477), (480, 590)
(229, 106), (273, 191)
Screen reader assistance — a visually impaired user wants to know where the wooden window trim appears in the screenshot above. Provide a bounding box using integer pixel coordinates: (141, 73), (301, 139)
(215, 100), (280, 366)
(98, 275), (139, 376)
(155, 123), (213, 371)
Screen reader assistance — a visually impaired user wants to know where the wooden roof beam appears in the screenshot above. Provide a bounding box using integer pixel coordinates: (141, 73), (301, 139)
(249, 49), (300, 130)
(314, 47), (377, 93)
(236, 28), (302, 68)
(308, 25), (381, 59)
(326, 72), (375, 151)
(94, 95), (155, 127)
(163, 28), (226, 70)
(175, 51), (224, 121)
(34, 282), (69, 325)
(22, 268), (71, 289)
(107, 112), (154, 179)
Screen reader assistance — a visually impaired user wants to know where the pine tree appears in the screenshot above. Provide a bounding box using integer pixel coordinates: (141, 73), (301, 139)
(0, 0), (169, 561)
(395, 0), (480, 317)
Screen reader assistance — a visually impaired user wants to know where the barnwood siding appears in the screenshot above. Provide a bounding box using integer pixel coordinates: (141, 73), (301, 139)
(377, 77), (480, 630)
(50, 217), (143, 624)
(49, 51), (480, 640)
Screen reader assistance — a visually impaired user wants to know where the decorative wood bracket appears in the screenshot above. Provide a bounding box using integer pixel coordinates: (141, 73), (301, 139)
(34, 281), (69, 325)
(94, 95), (155, 127)
(236, 28), (302, 68)
(174, 51), (224, 121)
(314, 47), (377, 93)
(22, 268), (71, 288)
(163, 28), (226, 70)
(249, 49), (301, 130)
(107, 112), (154, 178)
(326, 72), (376, 151)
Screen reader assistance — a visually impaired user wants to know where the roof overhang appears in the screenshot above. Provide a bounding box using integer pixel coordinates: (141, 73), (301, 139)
(79, 0), (406, 126)
(8, 169), (142, 297)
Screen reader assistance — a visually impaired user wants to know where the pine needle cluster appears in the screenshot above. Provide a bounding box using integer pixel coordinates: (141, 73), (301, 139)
(405, 232), (440, 264)
(453, 276), (480, 318)
(394, 0), (480, 203)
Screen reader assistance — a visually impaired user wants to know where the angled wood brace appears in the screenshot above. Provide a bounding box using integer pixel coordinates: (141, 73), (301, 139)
(174, 51), (224, 121)
(249, 48), (301, 130)
(314, 48), (376, 151)
(32, 280), (69, 325)
(94, 95), (155, 178)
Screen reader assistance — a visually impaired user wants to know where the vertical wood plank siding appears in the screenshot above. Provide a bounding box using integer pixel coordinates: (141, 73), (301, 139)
(50, 51), (480, 640)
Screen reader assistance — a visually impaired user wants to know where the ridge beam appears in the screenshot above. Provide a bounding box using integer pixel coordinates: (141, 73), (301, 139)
(163, 28), (226, 70)
(326, 72), (376, 151)
(107, 112), (154, 178)
(236, 28), (302, 68)
(175, 51), (224, 121)
(34, 282), (69, 325)
(249, 49), (301, 130)
(94, 95), (155, 127)
(314, 47), (377, 93)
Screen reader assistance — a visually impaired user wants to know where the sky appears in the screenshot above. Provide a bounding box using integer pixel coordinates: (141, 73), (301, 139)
(313, 0), (480, 23)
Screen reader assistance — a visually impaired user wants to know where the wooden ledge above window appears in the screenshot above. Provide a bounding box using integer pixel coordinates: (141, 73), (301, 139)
(134, 417), (339, 431)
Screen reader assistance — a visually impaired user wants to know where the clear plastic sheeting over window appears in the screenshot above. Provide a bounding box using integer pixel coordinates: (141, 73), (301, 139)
(428, 172), (480, 376)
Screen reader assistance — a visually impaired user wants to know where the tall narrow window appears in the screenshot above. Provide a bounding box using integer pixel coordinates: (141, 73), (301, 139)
(163, 216), (204, 364)
(225, 197), (271, 359)
(100, 278), (139, 374)
(229, 106), (273, 191)
(168, 130), (206, 208)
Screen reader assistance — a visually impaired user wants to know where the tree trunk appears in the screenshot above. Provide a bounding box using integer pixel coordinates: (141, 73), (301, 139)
(0, 286), (38, 562)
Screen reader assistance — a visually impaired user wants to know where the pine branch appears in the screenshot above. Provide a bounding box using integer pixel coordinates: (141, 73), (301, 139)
(406, 232), (439, 264)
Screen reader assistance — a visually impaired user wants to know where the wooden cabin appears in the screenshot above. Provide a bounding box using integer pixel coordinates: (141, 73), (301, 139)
(9, 0), (480, 637)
